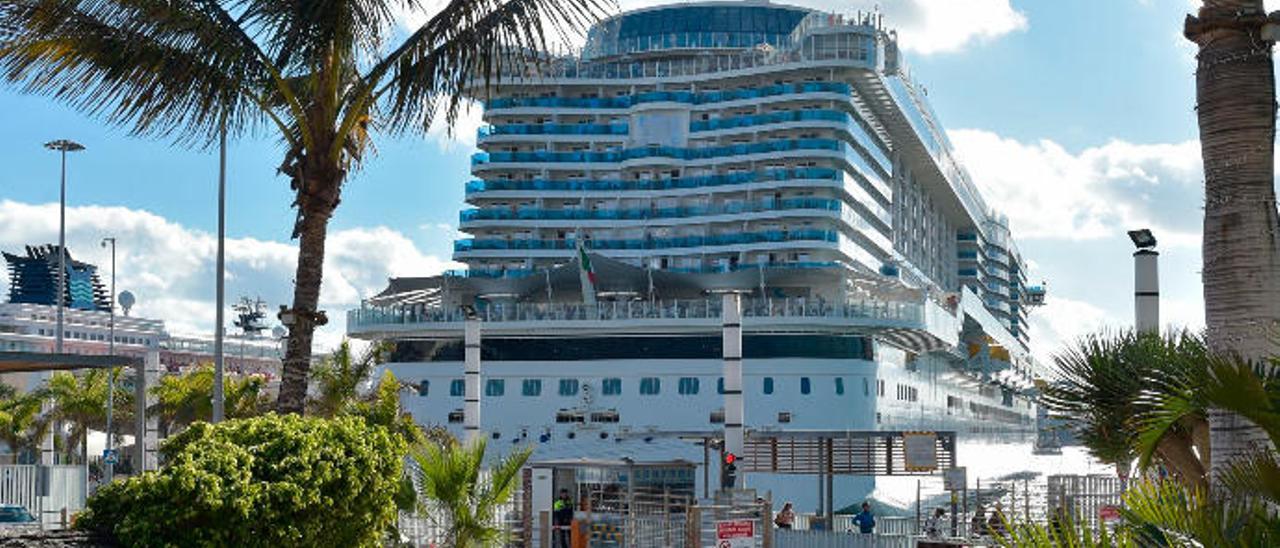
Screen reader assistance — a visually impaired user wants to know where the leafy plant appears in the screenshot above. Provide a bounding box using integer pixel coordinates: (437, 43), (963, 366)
(411, 438), (531, 548)
(78, 414), (407, 547)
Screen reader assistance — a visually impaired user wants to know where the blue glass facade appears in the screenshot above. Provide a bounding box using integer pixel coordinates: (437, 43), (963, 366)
(583, 5), (810, 59)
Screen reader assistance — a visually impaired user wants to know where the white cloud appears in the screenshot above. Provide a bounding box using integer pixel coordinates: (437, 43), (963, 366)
(0, 200), (456, 352)
(948, 129), (1203, 245)
(1027, 296), (1121, 365)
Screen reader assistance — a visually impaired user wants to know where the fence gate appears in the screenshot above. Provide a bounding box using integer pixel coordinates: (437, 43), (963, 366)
(0, 465), (40, 519)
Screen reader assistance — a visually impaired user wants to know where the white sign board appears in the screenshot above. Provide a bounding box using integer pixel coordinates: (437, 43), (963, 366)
(943, 467), (967, 491)
(903, 432), (938, 472)
(716, 519), (755, 548)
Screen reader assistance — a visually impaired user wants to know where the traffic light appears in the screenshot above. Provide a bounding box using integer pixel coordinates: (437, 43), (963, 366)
(720, 452), (738, 489)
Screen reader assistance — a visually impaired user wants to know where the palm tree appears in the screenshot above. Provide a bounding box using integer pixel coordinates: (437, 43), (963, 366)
(151, 365), (268, 435)
(410, 438), (531, 548)
(308, 340), (390, 418)
(0, 383), (48, 463)
(43, 370), (112, 465)
(0, 0), (607, 414)
(1184, 0), (1280, 485)
(1041, 331), (1210, 490)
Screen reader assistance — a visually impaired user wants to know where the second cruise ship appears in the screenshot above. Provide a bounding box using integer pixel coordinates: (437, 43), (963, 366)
(349, 0), (1046, 509)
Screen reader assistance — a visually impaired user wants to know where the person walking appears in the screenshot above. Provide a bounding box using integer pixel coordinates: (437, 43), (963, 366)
(852, 502), (876, 534)
(988, 501), (1008, 538)
(552, 489), (574, 548)
(923, 508), (946, 538)
(774, 502), (796, 530)
(970, 505), (987, 537)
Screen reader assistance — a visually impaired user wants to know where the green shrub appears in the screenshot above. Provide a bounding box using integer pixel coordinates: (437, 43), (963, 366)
(78, 413), (407, 547)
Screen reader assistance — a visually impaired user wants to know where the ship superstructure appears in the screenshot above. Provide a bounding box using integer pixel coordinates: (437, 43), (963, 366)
(349, 1), (1046, 508)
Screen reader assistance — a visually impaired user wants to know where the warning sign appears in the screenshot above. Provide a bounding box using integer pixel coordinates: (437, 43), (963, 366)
(716, 519), (755, 548)
(903, 432), (938, 472)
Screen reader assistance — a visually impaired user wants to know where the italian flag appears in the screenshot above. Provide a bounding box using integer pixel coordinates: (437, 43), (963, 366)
(578, 244), (598, 285)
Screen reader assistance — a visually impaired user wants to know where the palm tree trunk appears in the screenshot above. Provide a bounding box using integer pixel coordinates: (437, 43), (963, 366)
(275, 173), (339, 414)
(1185, 0), (1280, 488)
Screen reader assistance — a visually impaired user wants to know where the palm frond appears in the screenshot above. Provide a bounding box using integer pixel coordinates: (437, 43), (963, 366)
(0, 0), (282, 145)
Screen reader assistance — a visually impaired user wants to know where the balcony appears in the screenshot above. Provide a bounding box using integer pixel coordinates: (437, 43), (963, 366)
(691, 109), (890, 170)
(472, 138), (846, 165)
(485, 81), (851, 110)
(453, 229), (839, 253)
(454, 261), (842, 279)
(466, 167), (841, 194)
(459, 197), (840, 223)
(478, 122), (629, 138)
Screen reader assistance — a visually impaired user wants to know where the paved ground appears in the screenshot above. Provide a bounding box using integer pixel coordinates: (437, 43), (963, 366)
(0, 529), (114, 547)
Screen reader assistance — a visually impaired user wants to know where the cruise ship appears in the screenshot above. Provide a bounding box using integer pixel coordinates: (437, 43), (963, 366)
(349, 1), (1045, 509)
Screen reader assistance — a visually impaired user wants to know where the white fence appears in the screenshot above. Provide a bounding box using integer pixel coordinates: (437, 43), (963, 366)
(775, 530), (914, 548)
(0, 464), (86, 528)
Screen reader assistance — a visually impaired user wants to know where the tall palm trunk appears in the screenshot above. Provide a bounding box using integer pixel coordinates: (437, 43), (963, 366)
(276, 159), (344, 414)
(1185, 0), (1280, 488)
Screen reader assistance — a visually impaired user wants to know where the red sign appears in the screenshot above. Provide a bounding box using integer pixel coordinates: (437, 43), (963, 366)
(1099, 505), (1121, 521)
(716, 520), (754, 539)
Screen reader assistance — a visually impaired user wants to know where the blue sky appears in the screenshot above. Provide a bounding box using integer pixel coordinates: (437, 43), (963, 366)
(0, 0), (1253, 357)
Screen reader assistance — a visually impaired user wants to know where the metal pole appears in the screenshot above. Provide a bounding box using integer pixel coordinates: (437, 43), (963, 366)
(104, 238), (116, 483)
(212, 118), (227, 423)
(56, 147), (66, 354)
(464, 318), (481, 443)
(722, 293), (744, 487)
(1134, 249), (1159, 333)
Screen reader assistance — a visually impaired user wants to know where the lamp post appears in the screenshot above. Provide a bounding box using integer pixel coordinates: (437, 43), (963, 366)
(213, 118), (227, 423)
(1127, 229), (1159, 334)
(44, 139), (85, 354)
(100, 237), (116, 483)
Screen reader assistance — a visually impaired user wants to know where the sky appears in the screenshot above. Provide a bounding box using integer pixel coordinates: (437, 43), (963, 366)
(0, 0), (1263, 362)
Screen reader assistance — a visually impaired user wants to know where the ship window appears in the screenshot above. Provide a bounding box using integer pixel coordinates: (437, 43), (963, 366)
(447, 410), (464, 424)
(602, 378), (622, 395)
(710, 410), (725, 423)
(763, 377), (774, 395)
(450, 379), (465, 397)
(863, 378), (869, 396)
(835, 378), (845, 396)
(417, 380), (430, 397)
(559, 378), (579, 396)
(678, 377), (700, 395)
(522, 379), (542, 397)
(485, 379), (505, 397)
(800, 377), (811, 395)
(777, 412), (792, 423)
(639, 377), (661, 395)
(717, 377), (725, 394)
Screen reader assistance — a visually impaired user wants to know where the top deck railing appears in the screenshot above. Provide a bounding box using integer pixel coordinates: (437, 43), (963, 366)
(348, 296), (925, 331)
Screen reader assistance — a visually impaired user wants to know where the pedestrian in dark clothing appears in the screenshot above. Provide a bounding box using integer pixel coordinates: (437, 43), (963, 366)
(553, 489), (574, 548)
(852, 502), (876, 534)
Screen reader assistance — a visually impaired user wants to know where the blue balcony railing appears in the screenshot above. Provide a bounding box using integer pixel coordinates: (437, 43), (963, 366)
(485, 81), (851, 110)
(474, 138), (847, 165)
(466, 167), (840, 194)
(690, 110), (892, 170)
(452, 261), (842, 279)
(460, 197), (840, 223)
(454, 229), (839, 253)
(478, 122), (629, 138)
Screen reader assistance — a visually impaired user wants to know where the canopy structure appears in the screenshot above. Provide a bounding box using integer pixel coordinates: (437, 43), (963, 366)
(0, 351), (141, 373)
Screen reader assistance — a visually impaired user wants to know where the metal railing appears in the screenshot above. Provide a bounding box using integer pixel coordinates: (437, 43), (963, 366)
(454, 228), (839, 252)
(486, 81), (851, 110)
(466, 166), (840, 194)
(460, 197), (841, 223)
(449, 261), (842, 279)
(349, 296), (925, 329)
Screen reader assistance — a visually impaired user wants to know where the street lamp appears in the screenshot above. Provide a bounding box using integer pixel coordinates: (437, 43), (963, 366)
(213, 118), (228, 423)
(100, 237), (116, 483)
(1128, 228), (1159, 333)
(44, 139), (85, 354)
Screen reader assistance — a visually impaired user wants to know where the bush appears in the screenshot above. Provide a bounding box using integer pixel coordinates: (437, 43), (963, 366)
(78, 413), (407, 547)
